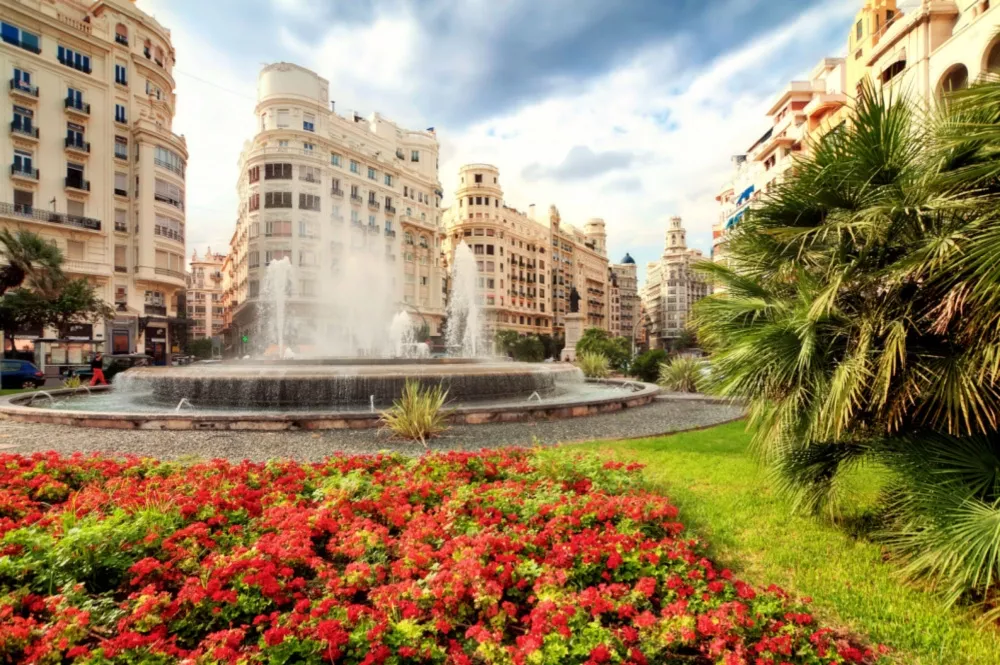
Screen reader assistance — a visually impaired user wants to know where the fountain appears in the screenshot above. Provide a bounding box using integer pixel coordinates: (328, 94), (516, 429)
(0, 242), (662, 430)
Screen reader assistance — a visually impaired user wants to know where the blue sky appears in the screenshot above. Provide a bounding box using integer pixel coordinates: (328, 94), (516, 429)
(138, 0), (858, 280)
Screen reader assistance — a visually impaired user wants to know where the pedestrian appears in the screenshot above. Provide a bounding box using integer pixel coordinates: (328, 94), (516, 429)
(89, 352), (108, 386)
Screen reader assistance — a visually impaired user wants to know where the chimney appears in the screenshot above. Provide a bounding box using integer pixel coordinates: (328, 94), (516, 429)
(330, 100), (336, 112)
(528, 204), (536, 220)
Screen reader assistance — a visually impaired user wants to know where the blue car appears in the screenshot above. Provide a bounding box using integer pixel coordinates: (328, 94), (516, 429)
(0, 359), (46, 389)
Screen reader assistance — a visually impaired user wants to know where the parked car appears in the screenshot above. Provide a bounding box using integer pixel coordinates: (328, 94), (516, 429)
(1, 359), (46, 389)
(68, 354), (153, 382)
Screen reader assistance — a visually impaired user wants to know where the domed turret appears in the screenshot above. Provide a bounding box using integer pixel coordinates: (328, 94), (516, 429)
(620, 252), (635, 265)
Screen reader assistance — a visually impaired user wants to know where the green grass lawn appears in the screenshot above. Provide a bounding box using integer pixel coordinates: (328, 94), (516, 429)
(0, 388), (34, 396)
(570, 421), (1000, 665)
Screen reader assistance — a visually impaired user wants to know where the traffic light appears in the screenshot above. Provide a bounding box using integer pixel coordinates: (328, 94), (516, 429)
(241, 335), (249, 344)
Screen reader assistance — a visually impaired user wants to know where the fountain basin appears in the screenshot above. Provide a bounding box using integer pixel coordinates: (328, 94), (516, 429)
(115, 360), (583, 407)
(0, 379), (660, 431)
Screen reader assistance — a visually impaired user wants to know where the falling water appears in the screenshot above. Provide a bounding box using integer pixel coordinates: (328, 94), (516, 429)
(445, 243), (485, 357)
(388, 311), (416, 358)
(260, 257), (293, 358)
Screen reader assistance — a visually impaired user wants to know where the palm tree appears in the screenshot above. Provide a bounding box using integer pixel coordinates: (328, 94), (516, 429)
(0, 229), (65, 296)
(694, 81), (1000, 614)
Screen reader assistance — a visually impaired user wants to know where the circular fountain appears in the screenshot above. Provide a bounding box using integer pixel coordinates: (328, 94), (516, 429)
(0, 245), (661, 430)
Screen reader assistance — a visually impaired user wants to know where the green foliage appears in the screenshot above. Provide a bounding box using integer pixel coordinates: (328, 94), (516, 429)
(46, 278), (115, 338)
(511, 335), (544, 362)
(186, 338), (214, 359)
(61, 376), (83, 389)
(0, 229), (64, 296)
(630, 349), (667, 383)
(494, 329), (520, 356)
(576, 328), (630, 371)
(538, 333), (565, 360)
(576, 351), (610, 379)
(658, 356), (705, 392)
(694, 81), (1000, 611)
(379, 379), (450, 447)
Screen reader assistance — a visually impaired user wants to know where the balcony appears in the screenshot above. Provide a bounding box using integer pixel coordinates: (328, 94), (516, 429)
(154, 193), (184, 210)
(115, 34), (129, 46)
(154, 157), (184, 177)
(331, 186), (344, 197)
(145, 304), (167, 316)
(0, 201), (101, 231)
(114, 221), (128, 233)
(385, 229), (396, 238)
(9, 79), (38, 99)
(367, 224), (380, 235)
(350, 194), (363, 205)
(368, 200), (380, 211)
(11, 164), (39, 181)
(385, 205), (396, 215)
(65, 137), (91, 154)
(114, 188), (128, 198)
(63, 259), (110, 277)
(10, 121), (38, 141)
(64, 97), (91, 116)
(65, 176), (91, 192)
(57, 55), (92, 74)
(115, 265), (128, 273)
(154, 267), (186, 281)
(351, 219), (363, 229)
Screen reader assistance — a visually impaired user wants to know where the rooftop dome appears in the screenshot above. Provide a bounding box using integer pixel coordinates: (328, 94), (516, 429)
(620, 252), (636, 265)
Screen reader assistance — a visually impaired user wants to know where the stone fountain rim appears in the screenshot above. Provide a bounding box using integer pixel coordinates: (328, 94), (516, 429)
(122, 361), (582, 379)
(0, 379), (662, 431)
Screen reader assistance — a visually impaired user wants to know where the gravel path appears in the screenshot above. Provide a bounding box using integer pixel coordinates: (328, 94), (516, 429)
(0, 397), (743, 462)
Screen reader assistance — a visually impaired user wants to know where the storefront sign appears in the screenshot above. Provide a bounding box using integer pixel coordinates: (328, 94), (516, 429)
(13, 322), (43, 338)
(66, 323), (93, 340)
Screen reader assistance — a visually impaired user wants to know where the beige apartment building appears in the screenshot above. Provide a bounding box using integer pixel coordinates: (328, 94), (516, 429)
(185, 247), (224, 342)
(229, 63), (445, 354)
(1, 0), (187, 369)
(610, 253), (639, 343)
(714, 0), (1000, 266)
(641, 217), (710, 349)
(441, 164), (610, 340)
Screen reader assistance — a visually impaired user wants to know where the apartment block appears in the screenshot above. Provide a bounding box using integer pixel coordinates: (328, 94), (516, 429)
(229, 63), (445, 354)
(185, 247), (224, 342)
(641, 217), (710, 349)
(441, 164), (610, 339)
(1, 0), (187, 369)
(610, 253), (640, 343)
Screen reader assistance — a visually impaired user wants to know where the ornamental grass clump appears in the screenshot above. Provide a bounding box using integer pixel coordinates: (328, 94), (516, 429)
(657, 356), (705, 393)
(379, 378), (449, 447)
(577, 351), (610, 379)
(0, 449), (886, 664)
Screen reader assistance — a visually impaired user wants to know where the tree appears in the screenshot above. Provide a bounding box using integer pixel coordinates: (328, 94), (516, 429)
(0, 289), (50, 355)
(511, 335), (544, 362)
(693, 81), (1000, 612)
(629, 349), (667, 383)
(576, 328), (631, 372)
(45, 279), (115, 339)
(187, 337), (214, 359)
(494, 329), (520, 357)
(538, 333), (565, 360)
(0, 229), (64, 296)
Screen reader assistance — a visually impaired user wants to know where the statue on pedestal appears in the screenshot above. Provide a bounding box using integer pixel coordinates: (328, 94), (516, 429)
(569, 287), (581, 313)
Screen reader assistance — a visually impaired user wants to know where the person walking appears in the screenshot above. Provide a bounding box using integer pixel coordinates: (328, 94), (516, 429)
(89, 352), (107, 387)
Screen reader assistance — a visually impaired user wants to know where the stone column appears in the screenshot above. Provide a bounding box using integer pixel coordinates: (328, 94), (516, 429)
(560, 312), (585, 362)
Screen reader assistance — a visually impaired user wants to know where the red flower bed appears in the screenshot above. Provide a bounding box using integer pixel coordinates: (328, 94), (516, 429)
(0, 449), (884, 664)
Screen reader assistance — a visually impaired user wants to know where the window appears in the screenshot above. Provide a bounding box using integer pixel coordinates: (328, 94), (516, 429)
(65, 121), (86, 148)
(303, 113), (315, 132)
(265, 220), (292, 237)
(350, 160), (360, 174)
(154, 146), (185, 175)
(265, 192), (292, 208)
(368, 215), (376, 227)
(299, 165), (321, 183)
(368, 167), (377, 180)
(154, 214), (183, 241)
(145, 80), (162, 100)
(265, 249), (291, 264)
(299, 220), (315, 237)
(331, 153), (342, 167)
(249, 281), (259, 298)
(276, 109), (289, 128)
(265, 163), (292, 179)
(384, 174), (393, 187)
(66, 87), (85, 111)
(856, 19), (863, 40)
(115, 63), (127, 85)
(249, 221), (259, 237)
(57, 46), (92, 73)
(12, 105), (33, 134)
(303, 142), (314, 152)
(411, 150), (419, 162)
(12, 68), (32, 92)
(115, 104), (127, 124)
(474, 173), (483, 183)
(115, 136), (128, 160)
(476, 196), (482, 205)
(114, 172), (128, 196)
(115, 23), (128, 45)
(278, 140), (288, 147)
(1, 22), (40, 53)
(300, 280), (316, 296)
(154, 178), (184, 209)
(114, 208), (127, 232)
(299, 193), (321, 211)
(248, 193), (260, 211)
(248, 166), (260, 183)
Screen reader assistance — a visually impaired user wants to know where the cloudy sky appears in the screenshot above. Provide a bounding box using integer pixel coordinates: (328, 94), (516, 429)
(138, 0), (859, 279)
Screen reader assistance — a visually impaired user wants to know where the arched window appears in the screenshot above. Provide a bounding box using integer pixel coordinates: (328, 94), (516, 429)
(154, 46), (164, 66)
(143, 38), (152, 58)
(938, 64), (969, 96)
(115, 23), (128, 46)
(986, 39), (1000, 76)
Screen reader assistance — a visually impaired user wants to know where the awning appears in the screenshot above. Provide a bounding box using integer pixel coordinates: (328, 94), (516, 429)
(725, 208), (747, 229)
(735, 185), (755, 205)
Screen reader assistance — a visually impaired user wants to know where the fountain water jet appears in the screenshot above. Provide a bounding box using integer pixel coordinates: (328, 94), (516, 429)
(445, 243), (485, 357)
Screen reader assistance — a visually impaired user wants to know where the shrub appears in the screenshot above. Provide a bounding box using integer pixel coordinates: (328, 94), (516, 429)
(379, 379), (449, 447)
(0, 450), (885, 664)
(630, 349), (668, 383)
(658, 356), (705, 392)
(61, 376), (83, 389)
(511, 335), (545, 362)
(576, 328), (631, 372)
(577, 351), (610, 379)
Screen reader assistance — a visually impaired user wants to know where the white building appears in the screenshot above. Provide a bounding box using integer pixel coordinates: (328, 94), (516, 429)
(186, 247), (224, 343)
(1, 0), (188, 370)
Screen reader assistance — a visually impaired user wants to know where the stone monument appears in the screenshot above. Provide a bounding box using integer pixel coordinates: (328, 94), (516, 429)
(561, 287), (585, 362)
